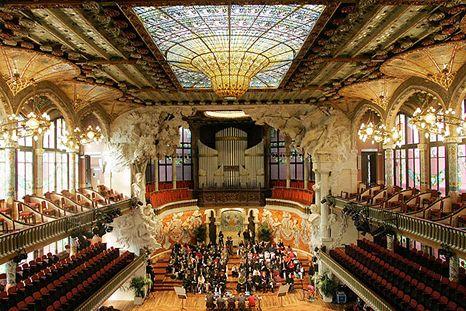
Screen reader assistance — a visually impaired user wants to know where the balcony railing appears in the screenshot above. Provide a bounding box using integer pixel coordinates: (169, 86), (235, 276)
(0, 199), (132, 264)
(335, 198), (466, 254)
(320, 251), (392, 311)
(77, 253), (147, 311)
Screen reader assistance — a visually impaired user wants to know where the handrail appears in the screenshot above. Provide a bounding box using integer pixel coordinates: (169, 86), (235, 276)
(336, 198), (466, 254)
(0, 199), (132, 264)
(320, 252), (393, 311)
(77, 253), (147, 311)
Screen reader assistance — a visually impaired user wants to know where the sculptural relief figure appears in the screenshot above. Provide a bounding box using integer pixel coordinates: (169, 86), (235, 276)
(108, 205), (162, 254)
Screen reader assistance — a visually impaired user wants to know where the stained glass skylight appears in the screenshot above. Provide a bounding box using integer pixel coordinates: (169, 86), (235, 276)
(134, 5), (325, 91)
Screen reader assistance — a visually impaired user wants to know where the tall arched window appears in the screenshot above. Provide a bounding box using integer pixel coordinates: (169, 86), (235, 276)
(270, 129), (286, 180)
(176, 127), (192, 181)
(43, 118), (69, 193)
(17, 135), (33, 199)
(394, 113), (420, 189)
(429, 129), (446, 195)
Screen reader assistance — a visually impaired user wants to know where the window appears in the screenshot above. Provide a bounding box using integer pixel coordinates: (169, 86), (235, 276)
(158, 156), (172, 182)
(393, 113), (421, 189)
(42, 118), (69, 193)
(17, 149), (33, 199)
(290, 149), (304, 181)
(430, 145), (446, 194)
(458, 144), (466, 193)
(270, 129), (286, 180)
(175, 127), (192, 181)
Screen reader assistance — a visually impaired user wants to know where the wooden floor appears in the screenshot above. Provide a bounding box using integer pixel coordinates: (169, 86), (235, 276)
(103, 291), (346, 311)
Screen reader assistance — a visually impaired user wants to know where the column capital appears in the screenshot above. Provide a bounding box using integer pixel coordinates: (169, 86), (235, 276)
(444, 136), (462, 144)
(382, 143), (395, 150)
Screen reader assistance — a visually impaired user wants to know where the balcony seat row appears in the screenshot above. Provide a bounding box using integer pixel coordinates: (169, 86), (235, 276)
(394, 243), (449, 278)
(331, 241), (465, 310)
(15, 253), (60, 282)
(2, 242), (134, 311)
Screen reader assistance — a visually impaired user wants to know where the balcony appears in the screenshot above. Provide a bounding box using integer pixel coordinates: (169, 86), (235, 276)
(0, 199), (132, 264)
(335, 197), (466, 256)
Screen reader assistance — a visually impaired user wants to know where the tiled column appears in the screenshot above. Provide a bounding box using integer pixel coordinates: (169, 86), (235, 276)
(285, 136), (291, 188)
(33, 137), (44, 196)
(418, 133), (430, 191)
(383, 144), (394, 188)
(449, 255), (460, 282)
(154, 159), (159, 192)
(69, 152), (77, 193)
(445, 136), (461, 195)
(172, 159), (177, 189)
(6, 260), (17, 286)
(5, 138), (17, 219)
(304, 154), (309, 190)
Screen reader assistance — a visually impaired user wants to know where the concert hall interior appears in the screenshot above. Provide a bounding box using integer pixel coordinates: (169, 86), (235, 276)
(0, 1), (465, 310)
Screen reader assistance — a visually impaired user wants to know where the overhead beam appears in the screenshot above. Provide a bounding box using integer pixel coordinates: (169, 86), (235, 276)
(0, 0), (452, 8)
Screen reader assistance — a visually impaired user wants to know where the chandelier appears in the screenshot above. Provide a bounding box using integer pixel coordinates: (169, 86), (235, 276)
(62, 125), (103, 152)
(358, 122), (402, 146)
(409, 106), (465, 139)
(0, 96), (51, 142)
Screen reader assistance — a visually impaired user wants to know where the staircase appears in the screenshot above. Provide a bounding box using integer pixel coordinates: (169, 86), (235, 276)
(151, 250), (311, 292)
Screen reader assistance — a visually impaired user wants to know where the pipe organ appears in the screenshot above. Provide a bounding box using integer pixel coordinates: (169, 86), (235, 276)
(198, 127), (264, 188)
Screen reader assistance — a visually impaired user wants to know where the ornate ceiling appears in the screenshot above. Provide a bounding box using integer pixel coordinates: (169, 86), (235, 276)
(0, 0), (464, 120)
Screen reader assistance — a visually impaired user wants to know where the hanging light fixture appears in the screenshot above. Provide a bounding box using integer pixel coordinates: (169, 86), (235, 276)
(358, 112), (402, 146)
(0, 95), (51, 142)
(409, 106), (465, 140)
(62, 125), (103, 152)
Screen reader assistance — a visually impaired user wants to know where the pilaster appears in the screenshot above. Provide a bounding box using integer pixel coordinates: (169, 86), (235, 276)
(33, 141), (44, 196)
(383, 143), (394, 188)
(445, 136), (461, 194)
(172, 159), (177, 189)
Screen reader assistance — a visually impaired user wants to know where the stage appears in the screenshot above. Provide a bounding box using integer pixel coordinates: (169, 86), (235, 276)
(103, 291), (346, 310)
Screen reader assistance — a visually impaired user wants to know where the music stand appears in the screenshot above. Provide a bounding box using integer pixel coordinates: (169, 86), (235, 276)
(277, 284), (290, 307)
(174, 286), (187, 310)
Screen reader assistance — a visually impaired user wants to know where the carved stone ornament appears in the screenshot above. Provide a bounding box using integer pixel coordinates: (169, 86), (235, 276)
(107, 106), (194, 200)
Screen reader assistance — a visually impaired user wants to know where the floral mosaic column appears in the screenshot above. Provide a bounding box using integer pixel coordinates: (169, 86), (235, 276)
(172, 160), (177, 189)
(418, 133), (430, 191)
(449, 255), (460, 282)
(383, 144), (394, 188)
(6, 260), (17, 286)
(445, 136), (460, 194)
(5, 138), (17, 218)
(33, 146), (44, 196)
(69, 152), (77, 193)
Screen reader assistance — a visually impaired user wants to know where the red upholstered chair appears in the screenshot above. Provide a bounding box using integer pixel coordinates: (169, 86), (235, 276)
(23, 196), (40, 209)
(0, 199), (12, 216)
(17, 203), (34, 224)
(40, 201), (55, 216)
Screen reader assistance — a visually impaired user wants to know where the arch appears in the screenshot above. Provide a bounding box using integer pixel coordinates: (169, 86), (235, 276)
(13, 81), (77, 129)
(385, 77), (448, 128)
(351, 101), (385, 143)
(449, 63), (466, 115)
(76, 103), (111, 139)
(0, 78), (14, 120)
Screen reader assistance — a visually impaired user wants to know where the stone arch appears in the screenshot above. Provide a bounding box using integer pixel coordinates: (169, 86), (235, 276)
(449, 63), (466, 114)
(351, 101), (386, 142)
(386, 77), (448, 128)
(0, 78), (14, 119)
(76, 103), (111, 139)
(13, 81), (77, 129)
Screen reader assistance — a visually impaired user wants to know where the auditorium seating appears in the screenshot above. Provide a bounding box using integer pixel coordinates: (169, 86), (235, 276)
(330, 239), (466, 310)
(270, 180), (314, 190)
(394, 243), (449, 277)
(3, 242), (135, 311)
(271, 187), (314, 205)
(150, 188), (193, 208)
(97, 185), (125, 203)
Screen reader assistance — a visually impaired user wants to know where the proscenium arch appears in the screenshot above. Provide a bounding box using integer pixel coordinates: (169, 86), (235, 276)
(385, 77), (448, 129)
(13, 81), (78, 129)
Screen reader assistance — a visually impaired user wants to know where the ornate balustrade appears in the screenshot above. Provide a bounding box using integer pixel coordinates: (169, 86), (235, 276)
(335, 198), (466, 255)
(150, 188), (193, 208)
(77, 253), (147, 311)
(271, 187), (314, 205)
(320, 251), (392, 311)
(0, 199), (132, 264)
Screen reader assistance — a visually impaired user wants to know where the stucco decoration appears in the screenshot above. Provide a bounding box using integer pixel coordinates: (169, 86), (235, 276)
(105, 204), (163, 255)
(245, 106), (351, 163)
(107, 106), (194, 201)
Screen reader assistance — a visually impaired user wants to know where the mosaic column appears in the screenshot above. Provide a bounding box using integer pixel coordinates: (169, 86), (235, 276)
(33, 137), (44, 196)
(418, 133), (430, 191)
(319, 169), (331, 240)
(285, 136), (291, 188)
(386, 235), (394, 251)
(6, 260), (17, 286)
(303, 154), (309, 190)
(5, 138), (17, 219)
(314, 170), (321, 208)
(445, 136), (461, 195)
(69, 152), (77, 193)
(449, 255), (460, 282)
(383, 144), (394, 188)
(154, 158), (159, 192)
(172, 159), (177, 189)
